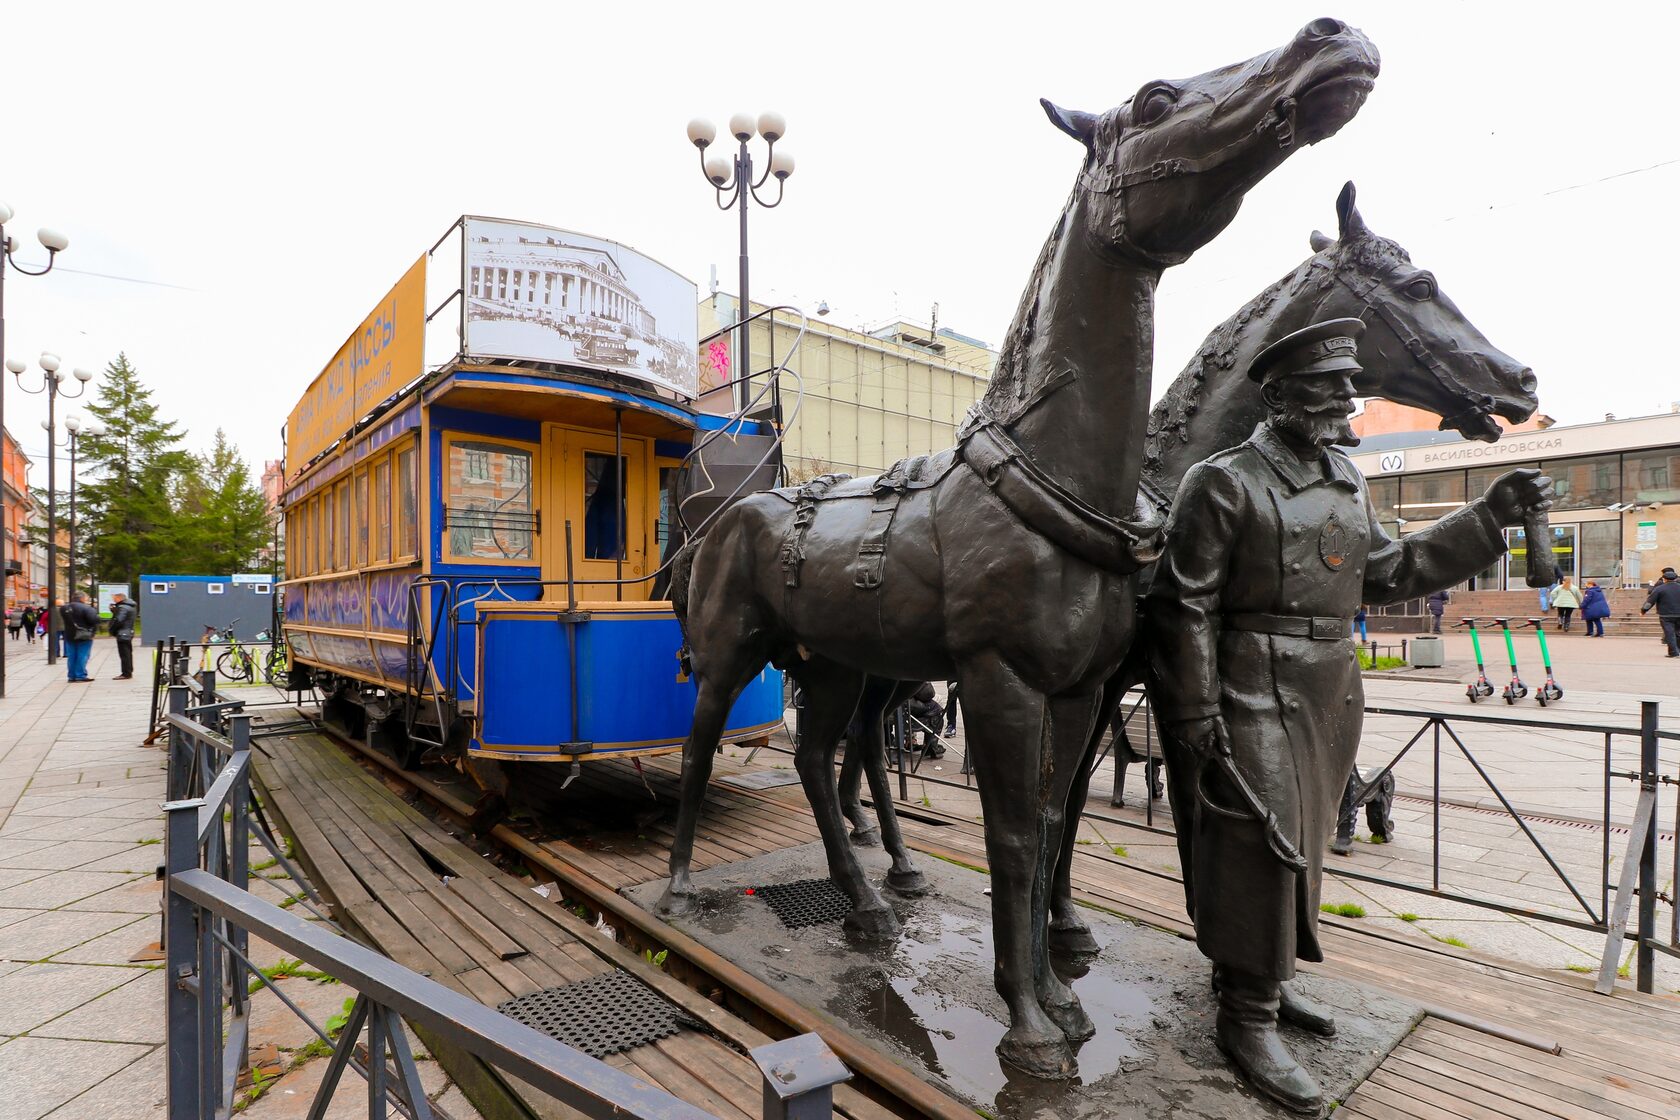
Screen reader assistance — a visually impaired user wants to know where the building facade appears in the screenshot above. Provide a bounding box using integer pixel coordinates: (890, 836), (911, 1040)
(2, 428), (33, 612)
(1348, 411), (1680, 592)
(696, 296), (995, 480)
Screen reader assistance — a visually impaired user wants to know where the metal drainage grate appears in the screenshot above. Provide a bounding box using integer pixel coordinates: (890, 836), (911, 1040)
(497, 971), (686, 1058)
(755, 877), (854, 929)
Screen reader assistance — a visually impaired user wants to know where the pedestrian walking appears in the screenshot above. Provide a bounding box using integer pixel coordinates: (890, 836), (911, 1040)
(1640, 568), (1680, 657)
(108, 592), (137, 679)
(1581, 580), (1610, 637)
(24, 605), (40, 642)
(5, 608), (19, 641)
(942, 680), (960, 736)
(1550, 577), (1582, 631)
(1426, 589), (1450, 633)
(1538, 582), (1552, 613)
(62, 592), (99, 682)
(1353, 603), (1369, 643)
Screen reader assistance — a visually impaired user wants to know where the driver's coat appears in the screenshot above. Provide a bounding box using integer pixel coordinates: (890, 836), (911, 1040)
(1146, 421), (1506, 977)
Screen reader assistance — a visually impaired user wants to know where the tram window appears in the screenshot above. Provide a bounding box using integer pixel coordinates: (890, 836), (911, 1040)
(446, 439), (533, 561)
(336, 482), (351, 570)
(583, 452), (627, 561)
(374, 457), (392, 563)
(354, 468), (369, 569)
(320, 493), (333, 573)
(397, 444), (418, 560)
(656, 466), (677, 559)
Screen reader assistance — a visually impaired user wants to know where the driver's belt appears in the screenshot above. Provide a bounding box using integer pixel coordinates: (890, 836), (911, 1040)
(1225, 613), (1350, 641)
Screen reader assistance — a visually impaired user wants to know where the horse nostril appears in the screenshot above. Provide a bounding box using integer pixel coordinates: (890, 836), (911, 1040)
(1306, 17), (1345, 37)
(1519, 369), (1538, 395)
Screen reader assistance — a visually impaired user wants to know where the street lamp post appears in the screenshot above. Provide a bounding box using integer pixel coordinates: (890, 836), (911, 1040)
(0, 203), (70, 696)
(13, 354), (92, 666)
(60, 416), (103, 615)
(686, 112), (795, 422)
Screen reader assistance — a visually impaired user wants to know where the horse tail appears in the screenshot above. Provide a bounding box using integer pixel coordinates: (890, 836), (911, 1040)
(669, 541), (699, 675)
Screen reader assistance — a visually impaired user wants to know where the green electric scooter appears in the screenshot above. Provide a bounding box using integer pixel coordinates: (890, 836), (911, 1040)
(1459, 617), (1495, 702)
(1523, 617), (1564, 705)
(1493, 617), (1528, 704)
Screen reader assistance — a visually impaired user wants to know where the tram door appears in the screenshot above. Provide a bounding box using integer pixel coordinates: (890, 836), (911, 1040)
(542, 425), (650, 600)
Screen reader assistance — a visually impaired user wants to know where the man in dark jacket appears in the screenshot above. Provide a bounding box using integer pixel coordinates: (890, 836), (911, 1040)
(109, 592), (137, 679)
(1426, 589), (1450, 633)
(1641, 568), (1680, 656)
(62, 593), (100, 683)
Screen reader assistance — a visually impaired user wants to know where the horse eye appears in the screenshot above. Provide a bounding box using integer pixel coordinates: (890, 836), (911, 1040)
(1404, 276), (1436, 301)
(1138, 88), (1177, 125)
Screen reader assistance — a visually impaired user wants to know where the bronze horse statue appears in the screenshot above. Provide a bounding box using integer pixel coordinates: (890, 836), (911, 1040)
(1040, 180), (1541, 960)
(663, 21), (1380, 1079)
(836, 179), (1541, 886)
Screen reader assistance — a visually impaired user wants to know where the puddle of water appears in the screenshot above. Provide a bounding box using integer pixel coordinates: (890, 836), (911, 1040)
(831, 910), (1155, 1108)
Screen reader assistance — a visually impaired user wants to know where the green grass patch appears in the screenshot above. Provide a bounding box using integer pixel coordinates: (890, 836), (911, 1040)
(1431, 933), (1470, 948)
(1358, 652), (1407, 670)
(1110, 845), (1128, 858)
(136, 837), (161, 847)
(1320, 902), (1366, 918)
(247, 956), (338, 994)
(1565, 964), (1592, 974)
(1396, 912), (1420, 923)
(250, 857), (278, 872)
(926, 851), (990, 875)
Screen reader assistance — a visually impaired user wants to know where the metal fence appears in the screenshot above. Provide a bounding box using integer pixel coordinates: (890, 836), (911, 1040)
(157, 650), (850, 1120)
(861, 685), (1678, 997)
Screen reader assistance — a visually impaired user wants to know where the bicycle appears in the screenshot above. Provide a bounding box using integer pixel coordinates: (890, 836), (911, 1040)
(261, 636), (291, 688)
(203, 620), (258, 683)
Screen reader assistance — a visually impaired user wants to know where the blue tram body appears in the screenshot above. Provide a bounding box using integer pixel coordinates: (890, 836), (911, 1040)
(278, 218), (783, 765)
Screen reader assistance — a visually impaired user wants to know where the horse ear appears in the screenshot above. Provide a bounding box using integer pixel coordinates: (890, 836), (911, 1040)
(1041, 98), (1098, 147)
(1336, 181), (1367, 240)
(1310, 230), (1335, 253)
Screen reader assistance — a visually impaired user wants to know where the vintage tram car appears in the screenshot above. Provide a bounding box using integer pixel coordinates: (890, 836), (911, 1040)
(278, 217), (783, 769)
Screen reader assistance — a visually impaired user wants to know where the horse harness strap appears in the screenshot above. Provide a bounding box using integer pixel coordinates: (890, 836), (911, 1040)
(1341, 271), (1495, 424)
(779, 473), (848, 588)
(959, 422), (1165, 575)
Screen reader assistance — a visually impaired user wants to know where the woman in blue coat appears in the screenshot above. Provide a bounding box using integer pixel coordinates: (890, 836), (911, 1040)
(1581, 580), (1611, 637)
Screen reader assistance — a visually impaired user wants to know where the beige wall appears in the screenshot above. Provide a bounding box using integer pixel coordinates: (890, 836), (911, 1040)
(699, 298), (993, 480)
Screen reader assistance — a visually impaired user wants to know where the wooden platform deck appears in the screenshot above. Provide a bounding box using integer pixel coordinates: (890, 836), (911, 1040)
(252, 732), (895, 1120)
(528, 751), (1680, 1120)
(258, 724), (1680, 1120)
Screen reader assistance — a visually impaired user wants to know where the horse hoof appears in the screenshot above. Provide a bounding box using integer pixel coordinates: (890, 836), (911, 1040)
(843, 904), (900, 940)
(849, 827), (881, 848)
(1043, 996), (1096, 1043)
(656, 888), (695, 918)
(886, 867), (931, 896)
(997, 1030), (1076, 1081)
(1048, 922), (1101, 959)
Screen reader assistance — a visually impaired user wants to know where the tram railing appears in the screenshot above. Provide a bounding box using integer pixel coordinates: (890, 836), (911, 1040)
(161, 643), (850, 1120)
(857, 687), (1678, 996)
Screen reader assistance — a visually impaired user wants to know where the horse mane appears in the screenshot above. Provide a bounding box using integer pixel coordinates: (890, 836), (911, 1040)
(972, 199), (1073, 426)
(1141, 229), (1413, 471)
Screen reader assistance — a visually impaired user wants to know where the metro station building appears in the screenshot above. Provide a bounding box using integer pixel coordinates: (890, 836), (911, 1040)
(1347, 406), (1680, 592)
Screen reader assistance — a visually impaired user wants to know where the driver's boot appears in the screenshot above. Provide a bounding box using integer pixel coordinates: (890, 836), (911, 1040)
(1214, 967), (1323, 1115)
(1278, 980), (1336, 1036)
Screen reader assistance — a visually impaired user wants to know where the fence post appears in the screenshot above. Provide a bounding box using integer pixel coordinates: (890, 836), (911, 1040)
(164, 796), (204, 1120)
(166, 685), (192, 801)
(227, 712), (253, 1080)
(894, 708), (909, 803)
(750, 1034), (850, 1120)
(1637, 700), (1659, 994)
(148, 639), (167, 735)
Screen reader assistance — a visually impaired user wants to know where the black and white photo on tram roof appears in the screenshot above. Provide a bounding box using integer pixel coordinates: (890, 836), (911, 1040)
(462, 216), (701, 396)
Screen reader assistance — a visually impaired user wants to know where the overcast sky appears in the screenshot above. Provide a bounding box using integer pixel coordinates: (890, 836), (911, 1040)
(4, 1), (1676, 486)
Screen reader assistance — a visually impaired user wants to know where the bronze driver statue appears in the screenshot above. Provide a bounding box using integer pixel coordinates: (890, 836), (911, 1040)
(1146, 317), (1553, 1112)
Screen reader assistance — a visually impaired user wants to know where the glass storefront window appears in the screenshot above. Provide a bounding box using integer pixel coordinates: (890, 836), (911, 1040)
(1367, 477), (1398, 524)
(1624, 450), (1680, 505)
(1508, 524), (1577, 584)
(1579, 520), (1622, 583)
(1466, 464), (1515, 504)
(1543, 455), (1620, 512)
(1399, 470), (1466, 523)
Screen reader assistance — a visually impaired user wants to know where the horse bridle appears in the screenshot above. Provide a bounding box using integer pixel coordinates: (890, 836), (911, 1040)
(1338, 270), (1497, 434)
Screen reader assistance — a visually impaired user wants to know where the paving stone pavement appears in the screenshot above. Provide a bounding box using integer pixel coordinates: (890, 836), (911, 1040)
(0, 642), (481, 1120)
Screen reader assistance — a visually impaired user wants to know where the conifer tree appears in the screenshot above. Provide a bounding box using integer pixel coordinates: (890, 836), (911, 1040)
(178, 429), (274, 573)
(76, 353), (195, 588)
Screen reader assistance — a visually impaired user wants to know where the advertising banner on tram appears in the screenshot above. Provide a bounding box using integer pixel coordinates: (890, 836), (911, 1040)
(461, 217), (699, 398)
(286, 255), (427, 480)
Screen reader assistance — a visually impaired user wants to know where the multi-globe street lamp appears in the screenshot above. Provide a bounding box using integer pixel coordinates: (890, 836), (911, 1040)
(10, 352), (93, 665)
(0, 202), (70, 696)
(685, 112), (795, 420)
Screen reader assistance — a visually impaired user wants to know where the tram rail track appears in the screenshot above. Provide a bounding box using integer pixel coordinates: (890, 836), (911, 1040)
(283, 712), (970, 1120)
